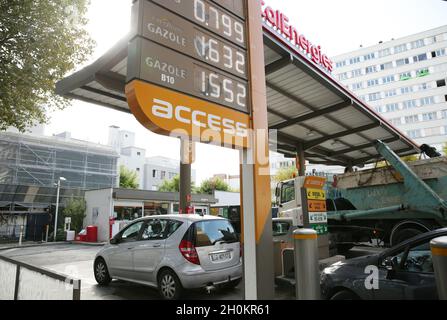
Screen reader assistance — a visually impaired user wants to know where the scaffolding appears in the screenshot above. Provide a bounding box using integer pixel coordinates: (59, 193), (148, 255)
(0, 132), (119, 190)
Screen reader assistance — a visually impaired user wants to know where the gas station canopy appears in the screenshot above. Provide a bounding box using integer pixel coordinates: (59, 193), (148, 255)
(56, 23), (420, 167)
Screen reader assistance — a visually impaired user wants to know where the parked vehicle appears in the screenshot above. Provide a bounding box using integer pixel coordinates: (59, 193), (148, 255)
(276, 140), (447, 253)
(320, 227), (447, 300)
(93, 215), (242, 300)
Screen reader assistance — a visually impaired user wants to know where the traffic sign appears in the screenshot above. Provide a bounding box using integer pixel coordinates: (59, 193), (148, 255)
(308, 200), (327, 212)
(303, 176), (326, 189)
(306, 188), (326, 201)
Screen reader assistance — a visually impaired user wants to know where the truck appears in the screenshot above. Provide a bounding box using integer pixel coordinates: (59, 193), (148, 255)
(276, 140), (447, 254)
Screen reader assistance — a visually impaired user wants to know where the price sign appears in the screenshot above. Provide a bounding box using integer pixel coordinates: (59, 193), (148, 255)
(134, 1), (247, 78)
(126, 0), (250, 148)
(128, 37), (248, 113)
(151, 0), (247, 47)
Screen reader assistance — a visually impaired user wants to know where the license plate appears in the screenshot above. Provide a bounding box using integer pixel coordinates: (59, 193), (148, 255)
(210, 252), (231, 262)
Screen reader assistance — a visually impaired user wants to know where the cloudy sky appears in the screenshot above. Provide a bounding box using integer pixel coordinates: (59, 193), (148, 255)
(44, 0), (447, 183)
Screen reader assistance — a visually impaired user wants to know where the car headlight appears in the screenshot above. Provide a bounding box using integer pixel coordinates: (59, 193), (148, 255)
(322, 261), (344, 275)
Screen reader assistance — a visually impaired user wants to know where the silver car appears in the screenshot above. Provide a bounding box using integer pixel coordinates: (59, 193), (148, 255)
(93, 215), (242, 300)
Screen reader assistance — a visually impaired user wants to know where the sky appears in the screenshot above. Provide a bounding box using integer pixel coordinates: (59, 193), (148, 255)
(44, 0), (447, 184)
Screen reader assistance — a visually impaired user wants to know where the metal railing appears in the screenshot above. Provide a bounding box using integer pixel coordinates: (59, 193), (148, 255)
(0, 254), (81, 300)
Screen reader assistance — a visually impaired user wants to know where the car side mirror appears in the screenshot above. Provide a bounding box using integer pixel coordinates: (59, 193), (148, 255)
(383, 257), (395, 271)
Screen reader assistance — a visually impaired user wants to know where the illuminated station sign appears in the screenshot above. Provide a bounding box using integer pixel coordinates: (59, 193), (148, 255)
(126, 0), (250, 148)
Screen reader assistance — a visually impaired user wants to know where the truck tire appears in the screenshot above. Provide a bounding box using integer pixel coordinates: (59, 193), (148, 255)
(390, 222), (430, 247)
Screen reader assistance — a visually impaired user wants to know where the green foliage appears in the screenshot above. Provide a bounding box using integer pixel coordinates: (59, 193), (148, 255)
(197, 177), (230, 195)
(158, 175), (181, 192)
(119, 166), (139, 189)
(443, 142), (447, 155)
(63, 198), (86, 233)
(158, 175), (197, 193)
(0, 0), (94, 131)
(273, 166), (298, 183)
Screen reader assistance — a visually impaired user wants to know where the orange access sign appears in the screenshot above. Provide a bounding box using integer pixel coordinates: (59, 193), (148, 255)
(308, 200), (327, 212)
(126, 80), (250, 149)
(303, 176), (327, 189)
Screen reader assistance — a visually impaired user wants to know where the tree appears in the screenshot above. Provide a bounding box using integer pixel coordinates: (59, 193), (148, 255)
(158, 175), (180, 192)
(158, 175), (196, 193)
(443, 142), (447, 155)
(0, 0), (94, 132)
(197, 177), (230, 195)
(63, 198), (86, 233)
(273, 166), (298, 183)
(119, 166), (139, 189)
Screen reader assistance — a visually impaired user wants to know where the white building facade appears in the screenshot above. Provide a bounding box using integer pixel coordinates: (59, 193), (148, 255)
(108, 126), (196, 190)
(332, 25), (447, 153)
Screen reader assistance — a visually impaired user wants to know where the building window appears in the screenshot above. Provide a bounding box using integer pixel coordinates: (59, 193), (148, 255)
(137, 152), (141, 156)
(400, 86), (413, 95)
(405, 115), (419, 124)
(445, 95), (447, 102)
(365, 65), (377, 74)
(382, 75), (395, 84)
(349, 57), (361, 65)
(152, 170), (157, 178)
(441, 110), (447, 119)
(402, 100), (417, 109)
(136, 168), (140, 172)
(407, 129), (422, 139)
(418, 82), (430, 91)
(367, 79), (379, 87)
(351, 69), (362, 77)
(336, 60), (347, 68)
(161, 171), (166, 179)
(437, 79), (446, 87)
(384, 89), (397, 98)
(416, 68), (430, 77)
(380, 62), (393, 70)
(413, 53), (428, 63)
(420, 96), (435, 106)
(375, 106), (383, 113)
(422, 112), (437, 121)
(389, 118), (402, 125)
(338, 72), (348, 81)
(399, 72), (412, 81)
(364, 52), (376, 61)
(411, 39), (425, 49)
(379, 48), (391, 58)
(396, 58), (410, 66)
(369, 92), (382, 101)
(351, 82), (363, 90)
(425, 127), (441, 137)
(431, 48), (446, 58)
(394, 44), (408, 54)
(386, 103), (399, 112)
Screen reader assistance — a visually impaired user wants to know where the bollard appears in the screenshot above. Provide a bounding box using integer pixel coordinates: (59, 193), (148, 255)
(19, 225), (24, 246)
(293, 228), (320, 300)
(45, 225), (49, 243)
(431, 236), (447, 300)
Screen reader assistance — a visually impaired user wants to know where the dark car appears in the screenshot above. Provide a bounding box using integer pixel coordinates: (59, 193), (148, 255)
(321, 228), (447, 300)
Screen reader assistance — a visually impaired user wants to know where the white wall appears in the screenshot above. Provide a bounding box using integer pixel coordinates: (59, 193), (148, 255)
(84, 189), (113, 242)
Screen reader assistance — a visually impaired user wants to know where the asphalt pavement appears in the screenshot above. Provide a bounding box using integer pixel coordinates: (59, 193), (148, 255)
(1, 244), (295, 300)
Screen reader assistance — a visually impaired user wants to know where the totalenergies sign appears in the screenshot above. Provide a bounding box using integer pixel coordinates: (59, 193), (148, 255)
(126, 80), (250, 148)
(260, 1), (333, 73)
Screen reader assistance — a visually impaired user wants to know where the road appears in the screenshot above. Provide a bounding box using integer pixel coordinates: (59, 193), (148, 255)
(1, 244), (295, 300)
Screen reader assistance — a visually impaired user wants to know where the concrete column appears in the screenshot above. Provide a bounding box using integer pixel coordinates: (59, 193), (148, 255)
(296, 143), (306, 176)
(431, 236), (447, 300)
(293, 228), (320, 300)
(180, 140), (194, 214)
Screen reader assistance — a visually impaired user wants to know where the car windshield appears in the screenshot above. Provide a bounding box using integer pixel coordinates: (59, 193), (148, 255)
(273, 221), (291, 236)
(194, 220), (238, 247)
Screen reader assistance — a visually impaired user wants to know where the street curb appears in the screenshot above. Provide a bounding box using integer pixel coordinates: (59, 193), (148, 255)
(69, 241), (107, 247)
(0, 242), (69, 251)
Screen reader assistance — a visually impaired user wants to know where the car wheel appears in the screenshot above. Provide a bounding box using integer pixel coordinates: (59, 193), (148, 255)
(330, 290), (359, 300)
(390, 228), (425, 247)
(94, 258), (111, 286)
(220, 278), (241, 290)
(158, 269), (183, 300)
